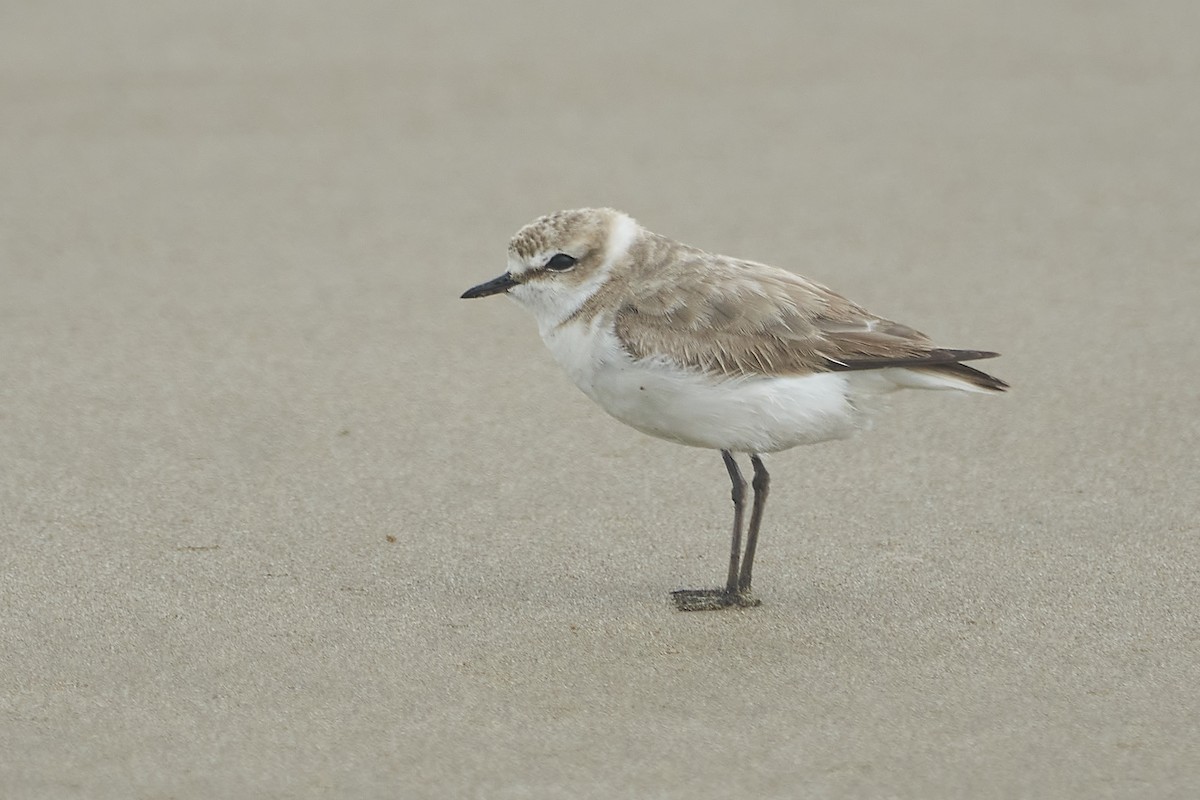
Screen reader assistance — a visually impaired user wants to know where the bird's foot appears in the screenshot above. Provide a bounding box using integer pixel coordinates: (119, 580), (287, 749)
(670, 588), (761, 611)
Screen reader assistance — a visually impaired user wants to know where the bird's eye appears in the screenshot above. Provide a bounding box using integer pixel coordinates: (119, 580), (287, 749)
(545, 253), (578, 271)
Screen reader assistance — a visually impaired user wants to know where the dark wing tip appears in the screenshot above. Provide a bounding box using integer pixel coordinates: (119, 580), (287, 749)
(827, 348), (1001, 372)
(939, 349), (1000, 362)
(826, 348), (1008, 391)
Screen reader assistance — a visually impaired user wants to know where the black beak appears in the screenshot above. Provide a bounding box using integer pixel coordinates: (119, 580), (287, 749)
(461, 272), (517, 299)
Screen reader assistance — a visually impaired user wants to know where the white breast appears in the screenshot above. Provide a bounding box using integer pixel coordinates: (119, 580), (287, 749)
(540, 318), (868, 453)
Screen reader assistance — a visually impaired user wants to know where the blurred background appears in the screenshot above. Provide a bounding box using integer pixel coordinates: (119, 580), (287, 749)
(3, 2), (1198, 797)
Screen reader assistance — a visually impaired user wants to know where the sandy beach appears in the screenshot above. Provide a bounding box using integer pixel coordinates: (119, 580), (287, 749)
(3, 2), (1198, 797)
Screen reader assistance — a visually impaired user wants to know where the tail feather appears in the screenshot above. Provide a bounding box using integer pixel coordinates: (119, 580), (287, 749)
(833, 347), (1008, 393)
(906, 361), (1009, 393)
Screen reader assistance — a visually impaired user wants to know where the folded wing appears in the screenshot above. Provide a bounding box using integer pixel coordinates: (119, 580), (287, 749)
(613, 254), (1007, 391)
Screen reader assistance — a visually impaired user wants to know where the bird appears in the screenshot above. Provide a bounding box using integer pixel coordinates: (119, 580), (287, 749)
(461, 208), (1006, 610)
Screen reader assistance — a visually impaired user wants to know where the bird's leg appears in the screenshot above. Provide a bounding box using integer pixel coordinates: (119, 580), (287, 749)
(721, 450), (746, 594)
(738, 454), (769, 595)
(672, 450), (759, 610)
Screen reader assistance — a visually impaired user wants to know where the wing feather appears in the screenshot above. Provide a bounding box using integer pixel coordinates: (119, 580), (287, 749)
(612, 253), (998, 380)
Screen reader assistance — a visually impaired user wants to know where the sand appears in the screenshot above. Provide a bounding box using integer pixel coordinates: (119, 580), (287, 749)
(3, 2), (1199, 797)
